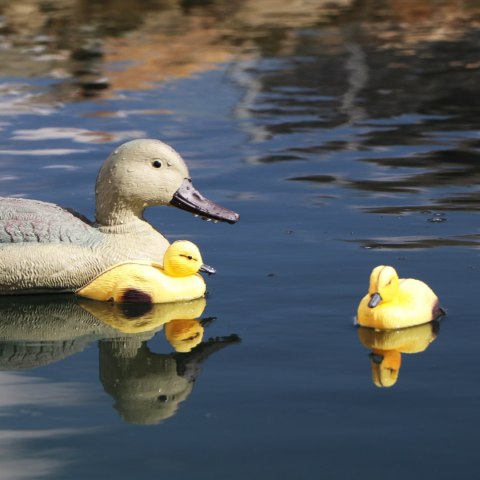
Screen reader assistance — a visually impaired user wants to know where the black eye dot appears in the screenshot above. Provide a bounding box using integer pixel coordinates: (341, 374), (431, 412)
(157, 395), (168, 402)
(152, 160), (162, 168)
(187, 255), (193, 260)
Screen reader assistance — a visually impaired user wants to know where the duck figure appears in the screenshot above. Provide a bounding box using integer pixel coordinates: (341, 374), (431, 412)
(77, 240), (214, 304)
(357, 265), (444, 330)
(0, 139), (239, 294)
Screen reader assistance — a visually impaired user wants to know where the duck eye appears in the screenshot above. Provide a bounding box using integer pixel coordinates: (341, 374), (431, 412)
(187, 255), (193, 260)
(152, 160), (162, 168)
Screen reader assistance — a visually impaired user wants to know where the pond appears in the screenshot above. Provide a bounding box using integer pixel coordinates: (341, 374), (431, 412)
(0, 0), (479, 478)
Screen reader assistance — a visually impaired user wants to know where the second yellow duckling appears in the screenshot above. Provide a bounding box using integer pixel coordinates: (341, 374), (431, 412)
(357, 265), (443, 330)
(77, 240), (215, 304)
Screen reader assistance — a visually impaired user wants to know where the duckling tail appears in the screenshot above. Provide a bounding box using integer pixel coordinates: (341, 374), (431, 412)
(433, 302), (447, 320)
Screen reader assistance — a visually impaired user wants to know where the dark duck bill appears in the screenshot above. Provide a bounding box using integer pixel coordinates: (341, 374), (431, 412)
(170, 179), (239, 224)
(199, 263), (216, 275)
(368, 293), (382, 308)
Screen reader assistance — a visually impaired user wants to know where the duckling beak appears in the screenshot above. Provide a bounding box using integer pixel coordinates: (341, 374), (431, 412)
(200, 264), (216, 275)
(170, 178), (240, 224)
(368, 293), (382, 308)
(369, 352), (384, 364)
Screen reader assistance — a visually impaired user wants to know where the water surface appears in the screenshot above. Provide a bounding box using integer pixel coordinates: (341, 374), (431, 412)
(0, 1), (479, 479)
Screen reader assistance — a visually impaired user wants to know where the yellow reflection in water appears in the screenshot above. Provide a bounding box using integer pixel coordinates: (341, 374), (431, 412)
(357, 321), (439, 387)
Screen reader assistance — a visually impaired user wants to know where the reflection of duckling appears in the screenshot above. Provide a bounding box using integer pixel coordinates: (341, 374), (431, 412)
(165, 319), (204, 353)
(79, 297), (207, 335)
(358, 321), (439, 387)
(80, 297), (207, 352)
(357, 265), (443, 329)
(77, 240), (215, 303)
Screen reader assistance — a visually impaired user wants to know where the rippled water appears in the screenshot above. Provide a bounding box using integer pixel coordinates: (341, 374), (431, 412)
(0, 1), (480, 479)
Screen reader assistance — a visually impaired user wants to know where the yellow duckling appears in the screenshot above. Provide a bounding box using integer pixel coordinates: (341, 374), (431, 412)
(357, 265), (443, 329)
(76, 240), (215, 304)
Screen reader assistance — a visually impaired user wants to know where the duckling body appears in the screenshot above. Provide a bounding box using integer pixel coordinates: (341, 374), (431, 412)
(0, 139), (238, 294)
(77, 240), (210, 304)
(357, 265), (442, 330)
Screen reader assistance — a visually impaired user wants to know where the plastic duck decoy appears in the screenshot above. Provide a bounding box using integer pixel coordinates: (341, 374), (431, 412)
(0, 139), (239, 294)
(357, 265), (444, 329)
(77, 240), (214, 303)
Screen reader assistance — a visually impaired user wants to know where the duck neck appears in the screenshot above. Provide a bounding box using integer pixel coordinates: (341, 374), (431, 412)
(95, 196), (149, 232)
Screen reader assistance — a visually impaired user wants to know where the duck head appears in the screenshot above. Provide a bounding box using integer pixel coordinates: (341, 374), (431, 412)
(367, 265), (400, 308)
(162, 240), (215, 277)
(96, 139), (239, 226)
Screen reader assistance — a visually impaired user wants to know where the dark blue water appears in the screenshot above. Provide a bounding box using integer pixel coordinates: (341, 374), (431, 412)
(0, 1), (480, 479)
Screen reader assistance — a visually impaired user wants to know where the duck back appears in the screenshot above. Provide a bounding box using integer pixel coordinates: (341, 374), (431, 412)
(0, 197), (97, 244)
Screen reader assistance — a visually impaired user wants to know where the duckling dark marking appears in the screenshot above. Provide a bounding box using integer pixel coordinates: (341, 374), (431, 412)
(121, 288), (153, 304)
(120, 302), (153, 319)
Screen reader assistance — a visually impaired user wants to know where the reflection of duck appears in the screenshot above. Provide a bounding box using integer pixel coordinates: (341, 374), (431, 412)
(76, 240), (214, 303)
(0, 139), (239, 294)
(0, 296), (109, 370)
(100, 334), (240, 425)
(0, 296), (209, 368)
(357, 265), (443, 329)
(357, 321), (439, 387)
(0, 296), (239, 423)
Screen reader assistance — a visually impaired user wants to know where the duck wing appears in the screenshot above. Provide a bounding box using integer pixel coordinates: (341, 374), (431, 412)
(0, 197), (96, 244)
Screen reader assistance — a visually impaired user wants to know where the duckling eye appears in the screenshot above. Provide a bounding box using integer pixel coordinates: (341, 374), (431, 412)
(152, 160), (162, 168)
(180, 254), (194, 261)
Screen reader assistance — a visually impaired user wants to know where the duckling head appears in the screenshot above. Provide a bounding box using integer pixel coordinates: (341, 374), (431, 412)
(369, 350), (401, 388)
(367, 265), (400, 308)
(163, 240), (215, 277)
(165, 319), (204, 352)
(96, 139), (239, 226)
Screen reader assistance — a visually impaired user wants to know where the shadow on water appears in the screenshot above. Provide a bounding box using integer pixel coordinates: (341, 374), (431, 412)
(0, 296), (240, 425)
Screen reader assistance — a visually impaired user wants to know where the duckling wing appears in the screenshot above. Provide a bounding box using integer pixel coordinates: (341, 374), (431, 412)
(0, 197), (96, 244)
